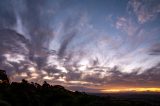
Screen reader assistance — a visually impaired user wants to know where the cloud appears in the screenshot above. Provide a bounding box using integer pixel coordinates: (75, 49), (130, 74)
(0, 0), (86, 82)
(116, 17), (139, 36)
(0, 29), (31, 75)
(106, 63), (160, 87)
(148, 43), (160, 55)
(58, 29), (77, 58)
(64, 63), (160, 88)
(0, 0), (160, 92)
(0, 29), (30, 54)
(128, 0), (160, 24)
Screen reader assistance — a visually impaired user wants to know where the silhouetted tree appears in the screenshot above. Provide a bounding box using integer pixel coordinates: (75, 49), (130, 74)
(0, 70), (9, 83)
(42, 81), (50, 88)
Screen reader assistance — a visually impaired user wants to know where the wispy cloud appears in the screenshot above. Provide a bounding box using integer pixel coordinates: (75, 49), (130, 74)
(116, 17), (139, 36)
(128, 0), (160, 24)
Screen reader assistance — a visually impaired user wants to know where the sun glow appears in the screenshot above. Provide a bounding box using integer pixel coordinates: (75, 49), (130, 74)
(101, 88), (160, 93)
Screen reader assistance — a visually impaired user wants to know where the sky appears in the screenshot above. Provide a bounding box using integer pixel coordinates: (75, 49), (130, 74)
(0, 0), (160, 93)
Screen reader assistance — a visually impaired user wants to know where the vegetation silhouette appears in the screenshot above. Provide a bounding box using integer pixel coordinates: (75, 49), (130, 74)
(0, 69), (160, 106)
(0, 70), (9, 83)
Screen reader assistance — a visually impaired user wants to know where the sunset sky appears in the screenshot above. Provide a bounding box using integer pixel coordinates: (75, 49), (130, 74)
(0, 0), (160, 92)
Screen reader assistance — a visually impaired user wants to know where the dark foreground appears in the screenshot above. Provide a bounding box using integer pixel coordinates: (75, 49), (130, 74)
(0, 81), (160, 106)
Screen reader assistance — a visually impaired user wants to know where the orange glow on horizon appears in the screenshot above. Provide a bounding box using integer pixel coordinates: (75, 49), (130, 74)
(101, 88), (160, 93)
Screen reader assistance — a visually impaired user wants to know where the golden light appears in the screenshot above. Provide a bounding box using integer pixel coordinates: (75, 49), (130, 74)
(101, 88), (160, 93)
(69, 80), (92, 84)
(43, 76), (54, 80)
